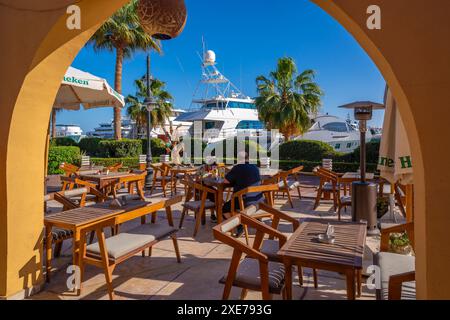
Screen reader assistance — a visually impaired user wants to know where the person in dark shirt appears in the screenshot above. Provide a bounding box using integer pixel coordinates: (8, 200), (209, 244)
(222, 161), (263, 216)
(213, 152), (263, 236)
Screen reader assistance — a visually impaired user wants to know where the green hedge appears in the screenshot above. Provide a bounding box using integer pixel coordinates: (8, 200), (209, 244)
(97, 139), (142, 158)
(79, 137), (103, 156)
(279, 139), (381, 167)
(274, 160), (378, 173)
(48, 146), (80, 174)
(279, 140), (339, 162)
(337, 141), (381, 164)
(51, 137), (79, 147)
(206, 137), (267, 160)
(90, 157), (160, 170)
(141, 138), (168, 157)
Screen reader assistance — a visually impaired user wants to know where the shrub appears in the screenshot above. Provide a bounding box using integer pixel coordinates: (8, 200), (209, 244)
(279, 140), (338, 162)
(274, 160), (378, 173)
(141, 138), (168, 157)
(51, 137), (79, 147)
(48, 146), (80, 174)
(90, 157), (160, 170)
(350, 141), (380, 164)
(98, 139), (142, 158)
(206, 137), (267, 160)
(79, 137), (103, 156)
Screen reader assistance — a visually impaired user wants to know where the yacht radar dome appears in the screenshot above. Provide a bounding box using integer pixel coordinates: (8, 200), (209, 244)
(204, 50), (216, 66)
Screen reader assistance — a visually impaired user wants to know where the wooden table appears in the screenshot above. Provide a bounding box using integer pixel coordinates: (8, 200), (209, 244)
(44, 200), (149, 282)
(79, 172), (142, 197)
(278, 219), (367, 300)
(78, 166), (104, 175)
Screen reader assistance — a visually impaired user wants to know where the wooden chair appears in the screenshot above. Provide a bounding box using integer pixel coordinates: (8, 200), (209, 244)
(375, 222), (415, 300)
(149, 163), (172, 197)
(44, 188), (98, 257)
(59, 163), (80, 190)
(179, 175), (217, 237)
(337, 183), (352, 221)
(213, 214), (287, 300)
(255, 205), (319, 288)
(313, 167), (340, 210)
(113, 170), (147, 201)
(59, 176), (107, 203)
(78, 196), (183, 299)
(230, 184), (280, 245)
(106, 162), (123, 172)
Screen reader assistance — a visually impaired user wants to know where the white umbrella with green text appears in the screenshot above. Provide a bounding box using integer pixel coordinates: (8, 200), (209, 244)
(53, 66), (125, 110)
(378, 87), (413, 185)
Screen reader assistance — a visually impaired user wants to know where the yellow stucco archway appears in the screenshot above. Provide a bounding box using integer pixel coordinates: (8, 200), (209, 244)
(1, 0), (449, 299)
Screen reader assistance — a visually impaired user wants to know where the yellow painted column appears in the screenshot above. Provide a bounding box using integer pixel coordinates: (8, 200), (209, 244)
(312, 0), (450, 299)
(0, 0), (128, 299)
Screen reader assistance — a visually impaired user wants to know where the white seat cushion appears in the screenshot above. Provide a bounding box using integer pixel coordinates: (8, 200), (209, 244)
(86, 223), (177, 260)
(374, 252), (416, 300)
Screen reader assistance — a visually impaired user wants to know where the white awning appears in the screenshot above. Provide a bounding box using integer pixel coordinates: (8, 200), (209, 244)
(53, 67), (125, 110)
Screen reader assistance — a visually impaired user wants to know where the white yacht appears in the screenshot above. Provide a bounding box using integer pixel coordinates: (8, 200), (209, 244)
(89, 117), (134, 139)
(55, 124), (85, 142)
(175, 49), (265, 144)
(152, 109), (192, 138)
(296, 114), (373, 153)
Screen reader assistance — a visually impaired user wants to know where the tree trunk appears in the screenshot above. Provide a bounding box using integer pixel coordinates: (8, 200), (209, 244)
(114, 46), (124, 140)
(51, 108), (57, 138)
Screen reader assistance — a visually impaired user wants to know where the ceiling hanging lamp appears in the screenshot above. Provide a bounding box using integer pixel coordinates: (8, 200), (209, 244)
(137, 0), (187, 40)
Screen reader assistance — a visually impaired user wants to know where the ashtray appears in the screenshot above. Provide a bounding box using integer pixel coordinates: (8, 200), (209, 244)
(317, 233), (336, 244)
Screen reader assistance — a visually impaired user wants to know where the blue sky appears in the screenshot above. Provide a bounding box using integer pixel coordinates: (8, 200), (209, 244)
(58, 0), (386, 132)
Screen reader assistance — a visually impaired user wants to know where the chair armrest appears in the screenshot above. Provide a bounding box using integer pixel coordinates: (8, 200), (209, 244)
(232, 184), (279, 200)
(388, 271), (416, 300)
(213, 221), (269, 261)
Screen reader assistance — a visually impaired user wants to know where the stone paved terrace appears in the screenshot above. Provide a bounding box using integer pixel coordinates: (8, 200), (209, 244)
(33, 175), (383, 300)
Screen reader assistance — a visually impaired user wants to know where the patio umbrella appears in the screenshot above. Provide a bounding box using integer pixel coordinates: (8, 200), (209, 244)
(378, 88), (414, 222)
(378, 88), (413, 185)
(45, 67), (125, 180)
(53, 66), (125, 110)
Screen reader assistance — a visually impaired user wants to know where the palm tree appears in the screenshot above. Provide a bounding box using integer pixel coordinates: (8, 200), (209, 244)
(255, 57), (324, 141)
(89, 0), (161, 140)
(126, 77), (173, 138)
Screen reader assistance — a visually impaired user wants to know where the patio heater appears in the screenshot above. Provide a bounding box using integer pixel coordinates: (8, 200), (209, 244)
(339, 101), (384, 235)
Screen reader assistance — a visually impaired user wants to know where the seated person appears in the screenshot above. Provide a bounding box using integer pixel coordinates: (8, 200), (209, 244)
(211, 152), (263, 236)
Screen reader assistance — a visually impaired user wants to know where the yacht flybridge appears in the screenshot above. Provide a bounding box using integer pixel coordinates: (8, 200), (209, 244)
(175, 49), (265, 144)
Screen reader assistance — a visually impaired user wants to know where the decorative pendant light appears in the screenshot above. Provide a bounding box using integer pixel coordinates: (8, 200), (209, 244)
(138, 0), (187, 40)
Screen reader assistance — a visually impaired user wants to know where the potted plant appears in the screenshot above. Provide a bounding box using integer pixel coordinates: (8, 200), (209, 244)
(389, 232), (413, 255)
